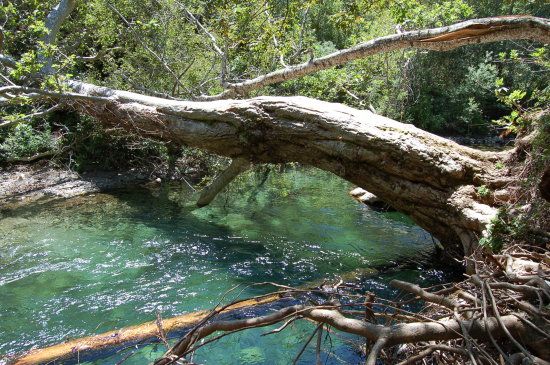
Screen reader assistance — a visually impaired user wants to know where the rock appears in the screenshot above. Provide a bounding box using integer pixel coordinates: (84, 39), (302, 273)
(349, 187), (395, 211)
(349, 187), (368, 197)
(358, 191), (380, 204)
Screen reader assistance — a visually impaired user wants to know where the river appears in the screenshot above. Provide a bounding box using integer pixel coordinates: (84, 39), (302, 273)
(0, 168), (458, 364)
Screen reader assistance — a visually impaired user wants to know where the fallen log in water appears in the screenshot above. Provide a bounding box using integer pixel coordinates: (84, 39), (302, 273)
(6, 293), (282, 365)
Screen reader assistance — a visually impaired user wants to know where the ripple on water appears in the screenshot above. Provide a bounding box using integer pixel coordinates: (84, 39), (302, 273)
(0, 169), (457, 363)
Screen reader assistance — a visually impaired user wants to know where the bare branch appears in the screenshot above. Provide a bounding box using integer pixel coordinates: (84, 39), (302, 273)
(40, 0), (77, 74)
(391, 279), (459, 310)
(196, 158), (251, 207)
(198, 16), (550, 100)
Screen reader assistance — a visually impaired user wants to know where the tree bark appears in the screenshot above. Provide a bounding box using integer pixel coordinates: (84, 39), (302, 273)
(39, 0), (77, 74)
(201, 16), (550, 100)
(196, 158), (251, 207)
(6, 294), (281, 365)
(61, 80), (510, 254)
(2, 15), (545, 253)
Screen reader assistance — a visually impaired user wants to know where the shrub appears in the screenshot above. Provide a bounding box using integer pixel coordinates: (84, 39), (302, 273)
(0, 123), (57, 161)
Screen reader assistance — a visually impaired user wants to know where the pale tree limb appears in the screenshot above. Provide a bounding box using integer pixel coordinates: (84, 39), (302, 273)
(39, 0), (77, 74)
(390, 279), (459, 310)
(197, 16), (550, 100)
(366, 337), (388, 365)
(196, 157), (251, 207)
(39, 79), (503, 252)
(0, 53), (16, 69)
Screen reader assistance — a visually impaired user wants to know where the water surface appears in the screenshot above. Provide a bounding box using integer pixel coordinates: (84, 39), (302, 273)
(0, 168), (452, 364)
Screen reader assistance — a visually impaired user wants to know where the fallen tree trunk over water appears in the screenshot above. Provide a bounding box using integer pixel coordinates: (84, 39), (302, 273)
(1, 16), (548, 254)
(60, 81), (510, 255)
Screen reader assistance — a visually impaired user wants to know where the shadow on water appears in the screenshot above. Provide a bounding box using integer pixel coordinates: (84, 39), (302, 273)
(0, 168), (461, 364)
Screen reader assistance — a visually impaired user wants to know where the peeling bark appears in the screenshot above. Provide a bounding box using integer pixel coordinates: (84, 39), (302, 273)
(201, 16), (550, 100)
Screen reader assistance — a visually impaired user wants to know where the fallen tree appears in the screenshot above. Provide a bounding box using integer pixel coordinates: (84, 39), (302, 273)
(1, 5), (549, 364)
(0, 80), (515, 255)
(1, 14), (548, 255)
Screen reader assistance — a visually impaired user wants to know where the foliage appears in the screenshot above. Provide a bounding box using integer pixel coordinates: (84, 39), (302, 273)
(476, 185), (490, 198)
(0, 0), (549, 170)
(492, 47), (550, 136)
(0, 123), (57, 161)
(479, 209), (523, 252)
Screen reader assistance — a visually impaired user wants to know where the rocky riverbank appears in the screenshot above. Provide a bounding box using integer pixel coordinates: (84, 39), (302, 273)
(0, 163), (154, 210)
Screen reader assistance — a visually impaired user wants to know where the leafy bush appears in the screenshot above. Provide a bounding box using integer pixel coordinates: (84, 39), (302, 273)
(0, 123), (57, 161)
(479, 209), (523, 252)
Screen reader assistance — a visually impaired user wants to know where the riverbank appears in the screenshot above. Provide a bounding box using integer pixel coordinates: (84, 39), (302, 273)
(0, 164), (152, 210)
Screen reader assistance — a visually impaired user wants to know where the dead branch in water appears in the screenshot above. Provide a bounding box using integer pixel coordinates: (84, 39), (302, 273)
(153, 246), (550, 365)
(7, 246), (549, 365)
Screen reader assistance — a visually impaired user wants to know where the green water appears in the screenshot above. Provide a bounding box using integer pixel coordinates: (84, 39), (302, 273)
(0, 168), (451, 364)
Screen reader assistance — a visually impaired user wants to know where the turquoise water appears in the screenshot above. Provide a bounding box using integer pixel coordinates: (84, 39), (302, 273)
(0, 168), (451, 364)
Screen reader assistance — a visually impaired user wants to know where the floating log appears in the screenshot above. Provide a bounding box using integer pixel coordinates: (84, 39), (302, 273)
(7, 294), (282, 365)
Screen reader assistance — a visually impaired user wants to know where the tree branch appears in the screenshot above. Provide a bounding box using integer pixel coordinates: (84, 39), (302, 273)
(197, 16), (550, 100)
(196, 158), (251, 207)
(40, 0), (77, 74)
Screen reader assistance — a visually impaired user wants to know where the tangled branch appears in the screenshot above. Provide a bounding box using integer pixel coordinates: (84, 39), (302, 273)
(153, 246), (550, 365)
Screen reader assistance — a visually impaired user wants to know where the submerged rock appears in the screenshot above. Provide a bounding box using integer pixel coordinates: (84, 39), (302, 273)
(239, 347), (265, 364)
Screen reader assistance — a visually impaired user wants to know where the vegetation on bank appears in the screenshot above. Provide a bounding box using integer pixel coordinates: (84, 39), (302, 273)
(0, 0), (548, 170)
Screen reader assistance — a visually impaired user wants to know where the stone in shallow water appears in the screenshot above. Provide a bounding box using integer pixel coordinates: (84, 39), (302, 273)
(349, 187), (395, 211)
(349, 187), (367, 197)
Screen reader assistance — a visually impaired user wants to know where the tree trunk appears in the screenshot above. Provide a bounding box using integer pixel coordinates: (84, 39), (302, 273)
(196, 158), (250, 207)
(66, 81), (509, 255)
(7, 294), (281, 365)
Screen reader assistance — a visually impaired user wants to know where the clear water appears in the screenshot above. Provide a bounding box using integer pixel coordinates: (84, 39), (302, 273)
(0, 168), (452, 364)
